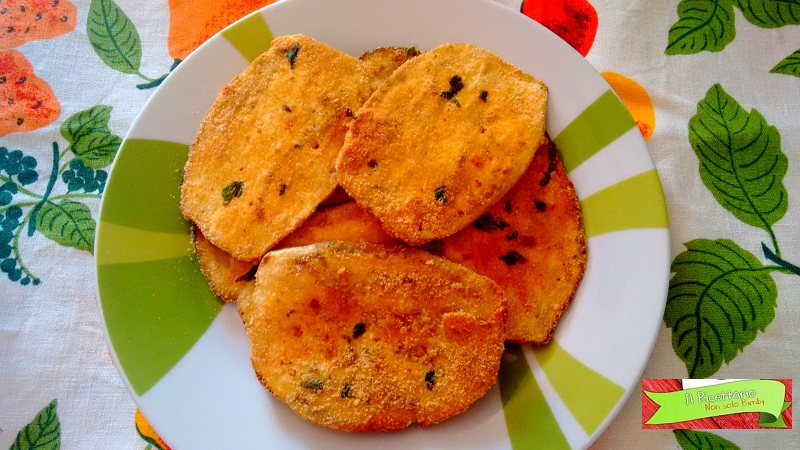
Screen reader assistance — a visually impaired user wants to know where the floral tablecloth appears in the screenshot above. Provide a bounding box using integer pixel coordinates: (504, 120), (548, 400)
(1, 0), (797, 448)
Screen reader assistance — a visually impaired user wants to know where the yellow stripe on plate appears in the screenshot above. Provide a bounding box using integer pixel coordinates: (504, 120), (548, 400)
(96, 221), (193, 265)
(221, 12), (274, 62)
(500, 344), (570, 450)
(532, 341), (625, 435)
(580, 169), (669, 238)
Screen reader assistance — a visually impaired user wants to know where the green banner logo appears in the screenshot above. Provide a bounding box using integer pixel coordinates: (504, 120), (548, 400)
(644, 380), (790, 427)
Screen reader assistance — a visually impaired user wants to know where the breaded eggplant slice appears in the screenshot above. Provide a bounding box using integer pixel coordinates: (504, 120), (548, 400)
(194, 202), (399, 303)
(193, 227), (258, 303)
(181, 34), (374, 260)
(274, 201), (400, 249)
(359, 46), (421, 91)
(337, 42), (548, 245)
(238, 241), (506, 431)
(440, 138), (586, 344)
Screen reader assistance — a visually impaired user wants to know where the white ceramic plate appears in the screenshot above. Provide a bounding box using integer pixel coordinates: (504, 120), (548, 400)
(95, 0), (670, 448)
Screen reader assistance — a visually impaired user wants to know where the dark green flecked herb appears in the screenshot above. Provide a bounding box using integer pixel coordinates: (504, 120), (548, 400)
(285, 43), (300, 68)
(353, 322), (366, 338)
(301, 379), (324, 390)
(434, 186), (447, 204)
(406, 46), (421, 56)
(221, 180), (244, 205)
(341, 383), (351, 398)
(235, 264), (259, 282)
(499, 250), (527, 266)
(539, 143), (558, 187)
(479, 90), (488, 102)
(472, 213), (509, 232)
(279, 183), (287, 196)
(425, 370), (436, 390)
(282, 104), (292, 113)
(506, 230), (519, 241)
(535, 201), (547, 212)
(440, 75), (464, 101)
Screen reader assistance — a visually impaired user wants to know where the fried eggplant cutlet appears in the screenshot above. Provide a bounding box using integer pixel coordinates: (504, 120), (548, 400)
(237, 241), (506, 431)
(181, 34), (374, 261)
(337, 42), (548, 245)
(359, 46), (421, 91)
(193, 227), (258, 303)
(439, 137), (586, 344)
(194, 201), (399, 303)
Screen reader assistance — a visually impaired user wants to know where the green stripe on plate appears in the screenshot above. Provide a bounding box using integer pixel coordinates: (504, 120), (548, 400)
(97, 254), (223, 396)
(500, 344), (570, 450)
(221, 12), (274, 62)
(100, 139), (190, 234)
(554, 90), (636, 172)
(580, 169), (668, 238)
(532, 341), (625, 435)
(96, 222), (192, 265)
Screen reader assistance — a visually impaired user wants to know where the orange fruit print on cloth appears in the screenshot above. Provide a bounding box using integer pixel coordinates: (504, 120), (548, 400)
(0, 0), (77, 49)
(0, 49), (60, 136)
(520, 0), (598, 57)
(167, 0), (277, 61)
(602, 72), (656, 141)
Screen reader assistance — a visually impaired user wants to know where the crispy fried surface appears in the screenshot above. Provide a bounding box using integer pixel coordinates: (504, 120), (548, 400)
(337, 42), (548, 245)
(181, 34), (374, 260)
(193, 227), (258, 303)
(439, 138), (586, 344)
(195, 202), (399, 302)
(274, 201), (400, 249)
(359, 46), (420, 91)
(237, 241), (506, 431)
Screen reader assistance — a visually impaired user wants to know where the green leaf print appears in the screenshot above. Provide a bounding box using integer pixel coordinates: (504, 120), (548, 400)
(666, 0), (735, 55)
(35, 200), (96, 253)
(735, 0), (800, 28)
(9, 399), (60, 450)
(665, 239), (777, 378)
(674, 429), (741, 450)
(88, 0), (142, 74)
(688, 84), (788, 244)
(86, 0), (172, 88)
(70, 132), (122, 170)
(60, 105), (113, 145)
(770, 48), (800, 78)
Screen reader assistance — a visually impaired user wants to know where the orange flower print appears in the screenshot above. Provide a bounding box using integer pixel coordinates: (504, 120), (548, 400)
(0, 0), (77, 49)
(135, 409), (170, 450)
(602, 71), (656, 141)
(0, 49), (60, 136)
(168, 0), (277, 61)
(520, 0), (598, 57)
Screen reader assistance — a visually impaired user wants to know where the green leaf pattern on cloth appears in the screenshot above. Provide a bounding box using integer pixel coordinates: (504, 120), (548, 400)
(87, 0), (142, 75)
(735, 0), (800, 28)
(86, 0), (173, 89)
(674, 429), (741, 449)
(35, 201), (97, 253)
(1, 107), (119, 285)
(689, 84), (788, 236)
(770, 48), (800, 78)
(666, 84), (798, 382)
(667, 0), (800, 60)
(665, 239), (777, 378)
(59, 105), (113, 145)
(9, 399), (61, 450)
(60, 106), (122, 169)
(666, 0), (735, 55)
